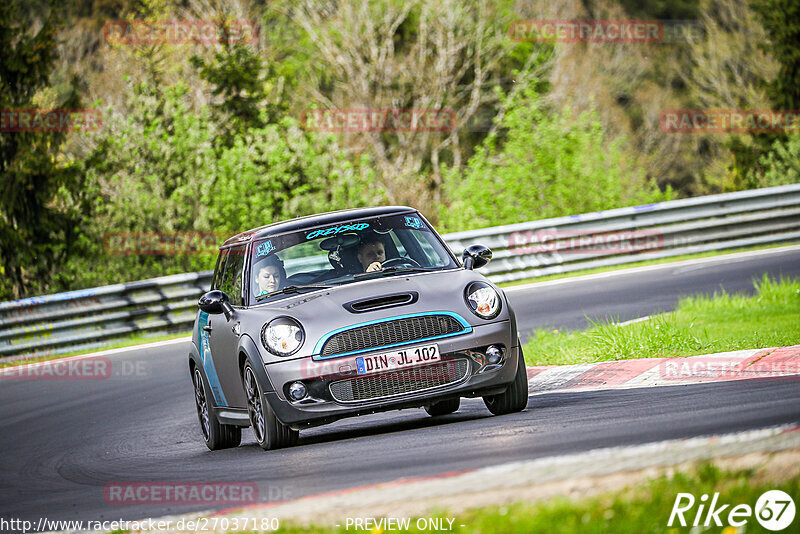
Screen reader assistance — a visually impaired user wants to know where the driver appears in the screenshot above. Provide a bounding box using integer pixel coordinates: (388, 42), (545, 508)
(357, 235), (386, 272)
(253, 255), (286, 297)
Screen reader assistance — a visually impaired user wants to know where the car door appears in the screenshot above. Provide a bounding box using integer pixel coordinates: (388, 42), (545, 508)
(207, 244), (248, 408)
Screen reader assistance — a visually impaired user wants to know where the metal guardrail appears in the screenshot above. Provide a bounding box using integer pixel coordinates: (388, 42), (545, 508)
(444, 183), (800, 283)
(1, 184), (798, 359)
(0, 273), (212, 359)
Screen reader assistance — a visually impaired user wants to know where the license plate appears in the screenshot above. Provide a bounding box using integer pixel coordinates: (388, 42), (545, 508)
(355, 344), (440, 375)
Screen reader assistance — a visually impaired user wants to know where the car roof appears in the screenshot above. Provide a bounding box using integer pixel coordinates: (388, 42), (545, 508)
(221, 206), (419, 247)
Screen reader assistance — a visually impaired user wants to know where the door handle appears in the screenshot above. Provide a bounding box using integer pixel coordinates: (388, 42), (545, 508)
(203, 324), (212, 332)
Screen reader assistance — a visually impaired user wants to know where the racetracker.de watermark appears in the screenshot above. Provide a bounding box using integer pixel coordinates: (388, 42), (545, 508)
(300, 109), (455, 132)
(104, 482), (263, 506)
(659, 358), (799, 381)
(104, 232), (226, 255)
(661, 109), (800, 133)
(507, 229), (664, 255)
(0, 109), (102, 132)
(509, 19), (702, 43)
(103, 19), (258, 45)
(0, 357), (148, 380)
(510, 19), (662, 43)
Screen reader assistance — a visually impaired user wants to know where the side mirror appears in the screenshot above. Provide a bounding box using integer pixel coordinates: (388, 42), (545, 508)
(198, 290), (234, 321)
(462, 244), (492, 270)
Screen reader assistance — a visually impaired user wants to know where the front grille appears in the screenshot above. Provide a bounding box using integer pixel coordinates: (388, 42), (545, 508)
(320, 314), (465, 357)
(329, 358), (470, 403)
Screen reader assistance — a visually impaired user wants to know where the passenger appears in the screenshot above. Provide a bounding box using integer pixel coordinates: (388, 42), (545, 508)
(253, 255), (286, 297)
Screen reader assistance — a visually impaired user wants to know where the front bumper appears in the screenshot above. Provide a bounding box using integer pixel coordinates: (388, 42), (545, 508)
(262, 321), (518, 428)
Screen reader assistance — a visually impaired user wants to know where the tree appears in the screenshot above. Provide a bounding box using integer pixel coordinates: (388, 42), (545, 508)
(289, 0), (552, 215)
(190, 37), (285, 143)
(756, 134), (800, 187)
(741, 0), (800, 187)
(673, 0), (778, 192)
(439, 86), (668, 232)
(0, 1), (86, 299)
(202, 117), (380, 235)
(69, 81), (381, 290)
(750, 0), (800, 112)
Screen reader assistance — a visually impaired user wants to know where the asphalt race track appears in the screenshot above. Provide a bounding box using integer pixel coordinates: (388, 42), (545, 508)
(1, 248), (799, 526)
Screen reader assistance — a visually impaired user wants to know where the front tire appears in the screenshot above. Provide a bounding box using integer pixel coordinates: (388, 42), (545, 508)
(425, 397), (460, 416)
(193, 367), (241, 450)
(483, 345), (528, 415)
(243, 363), (298, 450)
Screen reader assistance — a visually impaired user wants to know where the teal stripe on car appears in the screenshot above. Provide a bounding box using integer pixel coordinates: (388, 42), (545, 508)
(197, 311), (229, 406)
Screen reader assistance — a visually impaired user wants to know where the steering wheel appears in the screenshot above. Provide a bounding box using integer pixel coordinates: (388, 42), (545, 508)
(381, 256), (421, 269)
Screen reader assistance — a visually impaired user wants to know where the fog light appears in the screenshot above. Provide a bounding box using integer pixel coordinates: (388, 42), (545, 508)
(288, 381), (307, 401)
(486, 345), (503, 365)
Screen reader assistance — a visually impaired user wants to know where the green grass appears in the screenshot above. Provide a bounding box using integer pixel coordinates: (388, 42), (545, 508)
(523, 274), (800, 366)
(498, 242), (798, 288)
(0, 330), (190, 368)
(261, 463), (798, 533)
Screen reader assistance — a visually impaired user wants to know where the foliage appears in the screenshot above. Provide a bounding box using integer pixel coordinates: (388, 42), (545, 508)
(0, 1), (87, 300)
(204, 118), (379, 236)
(3, 0), (800, 299)
(750, 0), (800, 112)
(755, 134), (800, 187)
(190, 38), (285, 143)
(439, 86), (668, 232)
(730, 0), (800, 186)
(62, 82), (381, 290)
(289, 0), (552, 213)
(63, 84), (218, 288)
(616, 0), (699, 18)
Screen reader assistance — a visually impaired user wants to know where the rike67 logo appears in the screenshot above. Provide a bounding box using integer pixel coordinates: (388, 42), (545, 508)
(669, 490), (796, 531)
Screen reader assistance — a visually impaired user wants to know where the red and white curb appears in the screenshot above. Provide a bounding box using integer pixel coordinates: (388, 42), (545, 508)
(526, 345), (800, 395)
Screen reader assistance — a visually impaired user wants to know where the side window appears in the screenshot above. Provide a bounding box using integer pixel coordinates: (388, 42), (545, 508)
(219, 246), (246, 306)
(211, 250), (229, 291)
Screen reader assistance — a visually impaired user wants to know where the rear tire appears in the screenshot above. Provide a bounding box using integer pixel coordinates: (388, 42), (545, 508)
(483, 345), (528, 416)
(243, 363), (299, 450)
(425, 397), (460, 416)
(193, 367), (241, 450)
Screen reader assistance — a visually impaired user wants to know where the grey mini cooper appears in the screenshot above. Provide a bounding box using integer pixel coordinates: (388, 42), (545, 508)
(190, 206), (528, 451)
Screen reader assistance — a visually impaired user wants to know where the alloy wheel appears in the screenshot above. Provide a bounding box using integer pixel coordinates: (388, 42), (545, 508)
(244, 366), (266, 443)
(193, 368), (210, 440)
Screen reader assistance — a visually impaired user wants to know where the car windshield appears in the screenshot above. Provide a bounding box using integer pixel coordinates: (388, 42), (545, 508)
(249, 213), (457, 303)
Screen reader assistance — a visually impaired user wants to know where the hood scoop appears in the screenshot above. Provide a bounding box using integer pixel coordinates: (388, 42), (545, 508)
(343, 291), (419, 313)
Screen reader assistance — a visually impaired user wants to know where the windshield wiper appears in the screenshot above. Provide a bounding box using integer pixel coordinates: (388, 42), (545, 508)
(353, 266), (438, 280)
(256, 284), (331, 301)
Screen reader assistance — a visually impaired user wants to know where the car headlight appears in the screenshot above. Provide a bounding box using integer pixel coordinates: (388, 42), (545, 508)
(465, 282), (501, 319)
(261, 317), (304, 356)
